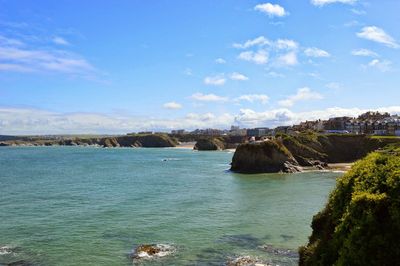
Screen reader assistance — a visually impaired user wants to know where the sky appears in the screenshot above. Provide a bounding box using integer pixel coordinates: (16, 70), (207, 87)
(0, 0), (399, 134)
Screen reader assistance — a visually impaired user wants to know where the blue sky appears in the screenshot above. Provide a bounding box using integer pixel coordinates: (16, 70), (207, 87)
(0, 0), (399, 134)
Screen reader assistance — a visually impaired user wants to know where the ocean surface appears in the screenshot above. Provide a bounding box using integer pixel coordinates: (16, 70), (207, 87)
(0, 147), (340, 265)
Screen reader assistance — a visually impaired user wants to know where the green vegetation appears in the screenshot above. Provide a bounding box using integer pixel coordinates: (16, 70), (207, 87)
(299, 145), (400, 266)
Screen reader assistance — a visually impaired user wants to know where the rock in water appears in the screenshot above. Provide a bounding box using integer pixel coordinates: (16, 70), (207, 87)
(194, 138), (225, 150)
(131, 244), (175, 260)
(226, 256), (271, 266)
(230, 140), (301, 174)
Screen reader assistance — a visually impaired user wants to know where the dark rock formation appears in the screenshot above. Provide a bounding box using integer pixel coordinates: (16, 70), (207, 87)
(130, 244), (175, 260)
(226, 256), (270, 266)
(230, 140), (301, 173)
(231, 132), (400, 174)
(0, 134), (177, 148)
(194, 138), (225, 150)
(101, 137), (120, 148)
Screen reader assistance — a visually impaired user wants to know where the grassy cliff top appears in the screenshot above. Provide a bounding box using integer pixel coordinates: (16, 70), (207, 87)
(299, 144), (400, 265)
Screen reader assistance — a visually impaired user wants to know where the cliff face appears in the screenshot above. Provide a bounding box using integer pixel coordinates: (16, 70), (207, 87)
(231, 133), (400, 174)
(0, 134), (177, 148)
(230, 140), (301, 173)
(194, 138), (225, 150)
(299, 146), (400, 265)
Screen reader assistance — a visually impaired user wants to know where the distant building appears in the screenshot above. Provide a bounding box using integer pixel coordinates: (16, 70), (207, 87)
(138, 131), (154, 135)
(229, 125), (247, 136)
(324, 117), (352, 131)
(171, 129), (186, 135)
(247, 127), (270, 137)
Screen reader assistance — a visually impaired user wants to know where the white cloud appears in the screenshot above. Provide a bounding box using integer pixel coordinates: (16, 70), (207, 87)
(230, 72), (249, 81)
(268, 71), (285, 78)
(0, 63), (34, 72)
(275, 51), (298, 66)
(204, 75), (226, 86)
(365, 59), (392, 72)
(183, 68), (193, 76)
(357, 26), (399, 48)
(311, 0), (357, 7)
(254, 3), (288, 17)
(190, 93), (228, 102)
(0, 39), (95, 75)
(233, 36), (270, 49)
(163, 102), (182, 110)
(215, 58), (226, 64)
(234, 106), (400, 128)
(0, 107), (235, 134)
(2, 105), (400, 134)
(278, 87), (323, 107)
(325, 82), (341, 89)
(304, 47), (331, 57)
(235, 94), (269, 104)
(233, 36), (298, 51)
(52, 36), (69, 45)
(351, 8), (366, 15)
(275, 39), (298, 50)
(351, 48), (379, 57)
(238, 50), (269, 64)
(0, 35), (24, 46)
(344, 20), (362, 27)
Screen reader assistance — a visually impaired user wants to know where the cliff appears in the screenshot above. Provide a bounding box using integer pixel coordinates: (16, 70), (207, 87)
(0, 134), (177, 148)
(299, 145), (400, 265)
(230, 140), (301, 173)
(230, 133), (400, 174)
(194, 138), (225, 150)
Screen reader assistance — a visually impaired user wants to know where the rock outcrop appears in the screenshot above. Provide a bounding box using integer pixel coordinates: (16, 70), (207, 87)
(131, 244), (175, 260)
(230, 140), (301, 173)
(231, 132), (400, 174)
(0, 134), (178, 148)
(194, 138), (225, 150)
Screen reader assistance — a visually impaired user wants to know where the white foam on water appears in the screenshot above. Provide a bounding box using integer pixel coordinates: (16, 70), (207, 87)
(0, 246), (12, 255)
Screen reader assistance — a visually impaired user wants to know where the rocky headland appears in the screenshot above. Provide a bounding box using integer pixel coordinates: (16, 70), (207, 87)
(0, 134), (178, 148)
(230, 133), (400, 174)
(194, 138), (226, 150)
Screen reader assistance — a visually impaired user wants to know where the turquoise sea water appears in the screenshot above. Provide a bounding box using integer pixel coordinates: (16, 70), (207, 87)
(0, 147), (340, 265)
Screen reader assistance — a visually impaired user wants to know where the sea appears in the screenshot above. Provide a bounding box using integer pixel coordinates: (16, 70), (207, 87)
(0, 147), (340, 266)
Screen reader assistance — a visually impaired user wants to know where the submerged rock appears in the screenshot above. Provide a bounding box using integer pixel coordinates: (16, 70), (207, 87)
(260, 244), (298, 259)
(226, 256), (271, 266)
(131, 244), (175, 260)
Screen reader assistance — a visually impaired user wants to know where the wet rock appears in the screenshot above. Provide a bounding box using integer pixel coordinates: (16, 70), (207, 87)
(226, 256), (271, 266)
(0, 142), (9, 147)
(131, 244), (175, 260)
(260, 244), (298, 259)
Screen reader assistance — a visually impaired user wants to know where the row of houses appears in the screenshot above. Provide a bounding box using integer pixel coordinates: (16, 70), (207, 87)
(292, 112), (400, 136)
(169, 112), (400, 137)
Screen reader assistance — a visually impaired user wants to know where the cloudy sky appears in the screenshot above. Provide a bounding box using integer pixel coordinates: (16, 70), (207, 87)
(0, 0), (399, 134)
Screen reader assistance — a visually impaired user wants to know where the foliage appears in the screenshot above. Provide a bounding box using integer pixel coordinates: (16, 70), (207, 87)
(299, 148), (400, 266)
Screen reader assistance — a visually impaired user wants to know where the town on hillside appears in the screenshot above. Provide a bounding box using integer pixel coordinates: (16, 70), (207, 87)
(169, 111), (400, 138)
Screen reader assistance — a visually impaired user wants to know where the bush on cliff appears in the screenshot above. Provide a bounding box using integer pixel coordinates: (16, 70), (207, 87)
(299, 147), (400, 266)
